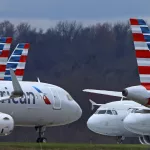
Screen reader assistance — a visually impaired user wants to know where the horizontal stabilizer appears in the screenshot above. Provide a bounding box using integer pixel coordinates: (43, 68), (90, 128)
(89, 99), (102, 110)
(83, 89), (124, 98)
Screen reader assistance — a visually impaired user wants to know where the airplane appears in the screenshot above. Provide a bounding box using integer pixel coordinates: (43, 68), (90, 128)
(83, 18), (150, 106)
(4, 43), (30, 81)
(123, 105), (150, 145)
(0, 68), (82, 143)
(87, 99), (148, 144)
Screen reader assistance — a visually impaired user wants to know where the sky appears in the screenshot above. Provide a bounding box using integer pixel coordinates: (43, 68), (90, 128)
(1, 0), (150, 30)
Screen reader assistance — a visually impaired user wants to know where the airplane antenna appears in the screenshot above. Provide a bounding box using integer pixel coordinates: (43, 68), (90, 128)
(37, 77), (40, 83)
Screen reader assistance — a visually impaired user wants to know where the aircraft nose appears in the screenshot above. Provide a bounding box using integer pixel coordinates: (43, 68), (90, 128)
(87, 116), (99, 132)
(74, 101), (82, 120)
(123, 115), (137, 132)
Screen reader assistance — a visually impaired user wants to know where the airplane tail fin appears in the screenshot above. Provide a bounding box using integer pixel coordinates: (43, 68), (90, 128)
(0, 37), (12, 80)
(130, 18), (150, 89)
(89, 99), (102, 110)
(4, 43), (30, 81)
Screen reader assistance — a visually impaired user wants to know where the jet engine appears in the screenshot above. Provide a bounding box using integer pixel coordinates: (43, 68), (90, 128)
(122, 85), (150, 105)
(0, 113), (14, 136)
(142, 135), (150, 145)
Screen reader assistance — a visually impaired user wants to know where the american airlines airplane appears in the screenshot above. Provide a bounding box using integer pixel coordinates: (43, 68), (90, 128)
(87, 99), (148, 144)
(0, 38), (82, 143)
(83, 18), (150, 106)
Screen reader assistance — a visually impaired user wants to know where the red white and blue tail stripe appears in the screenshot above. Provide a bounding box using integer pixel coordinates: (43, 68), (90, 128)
(0, 37), (12, 80)
(4, 43), (30, 81)
(130, 18), (150, 90)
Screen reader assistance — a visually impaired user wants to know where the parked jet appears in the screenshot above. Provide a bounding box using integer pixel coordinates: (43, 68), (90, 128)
(124, 106), (150, 145)
(87, 99), (147, 144)
(0, 68), (82, 142)
(83, 18), (150, 106)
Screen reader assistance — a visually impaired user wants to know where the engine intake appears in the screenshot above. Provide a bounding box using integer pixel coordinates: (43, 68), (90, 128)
(122, 85), (150, 105)
(0, 113), (14, 136)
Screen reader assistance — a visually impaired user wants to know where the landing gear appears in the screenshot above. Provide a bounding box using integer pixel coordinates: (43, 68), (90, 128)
(116, 136), (125, 144)
(35, 126), (47, 143)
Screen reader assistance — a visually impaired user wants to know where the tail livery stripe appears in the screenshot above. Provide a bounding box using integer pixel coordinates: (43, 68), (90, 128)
(130, 18), (150, 87)
(0, 37), (12, 80)
(4, 43), (29, 81)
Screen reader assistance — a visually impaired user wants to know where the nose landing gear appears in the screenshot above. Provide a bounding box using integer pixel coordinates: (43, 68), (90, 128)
(35, 126), (47, 143)
(116, 136), (125, 144)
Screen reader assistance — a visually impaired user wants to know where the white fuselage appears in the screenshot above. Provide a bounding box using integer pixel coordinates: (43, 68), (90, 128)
(87, 100), (142, 137)
(0, 81), (82, 127)
(124, 107), (150, 135)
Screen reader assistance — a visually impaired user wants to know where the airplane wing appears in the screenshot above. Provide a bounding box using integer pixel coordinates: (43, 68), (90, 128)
(83, 89), (124, 98)
(0, 68), (23, 103)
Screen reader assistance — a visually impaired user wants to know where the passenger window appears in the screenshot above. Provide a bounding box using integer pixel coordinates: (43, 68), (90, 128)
(98, 110), (106, 114)
(112, 110), (118, 115)
(107, 110), (112, 115)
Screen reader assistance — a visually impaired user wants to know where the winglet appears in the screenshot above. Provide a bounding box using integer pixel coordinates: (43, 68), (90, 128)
(10, 68), (23, 97)
(89, 99), (102, 110)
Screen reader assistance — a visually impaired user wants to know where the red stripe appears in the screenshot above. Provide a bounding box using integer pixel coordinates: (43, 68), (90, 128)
(19, 55), (27, 62)
(15, 69), (24, 76)
(0, 50), (9, 57)
(43, 96), (51, 105)
(6, 37), (12, 43)
(24, 43), (30, 49)
(141, 83), (150, 90)
(136, 50), (150, 58)
(0, 65), (6, 72)
(133, 33), (145, 42)
(138, 66), (150, 74)
(130, 18), (139, 25)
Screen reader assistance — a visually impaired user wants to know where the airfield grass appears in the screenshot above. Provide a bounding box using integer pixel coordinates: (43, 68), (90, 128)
(0, 143), (149, 150)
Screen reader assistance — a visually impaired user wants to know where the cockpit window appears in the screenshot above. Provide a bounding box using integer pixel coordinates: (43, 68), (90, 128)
(134, 109), (150, 114)
(66, 94), (73, 101)
(112, 110), (118, 115)
(98, 110), (106, 114)
(131, 108), (139, 113)
(106, 110), (112, 115)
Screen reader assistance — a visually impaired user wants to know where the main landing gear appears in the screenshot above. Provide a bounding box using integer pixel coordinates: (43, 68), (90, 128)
(116, 136), (125, 144)
(35, 126), (47, 143)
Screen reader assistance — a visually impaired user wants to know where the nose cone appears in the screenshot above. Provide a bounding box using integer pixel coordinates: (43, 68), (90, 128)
(123, 115), (137, 133)
(87, 115), (101, 133)
(68, 100), (82, 123)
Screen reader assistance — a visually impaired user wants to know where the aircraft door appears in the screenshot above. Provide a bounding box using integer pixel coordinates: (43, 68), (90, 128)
(50, 88), (61, 110)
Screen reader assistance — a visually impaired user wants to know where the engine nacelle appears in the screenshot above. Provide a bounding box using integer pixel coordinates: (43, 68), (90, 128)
(122, 85), (150, 105)
(0, 113), (14, 136)
(143, 135), (150, 145)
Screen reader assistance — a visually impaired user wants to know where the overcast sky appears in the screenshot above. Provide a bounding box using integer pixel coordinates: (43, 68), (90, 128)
(1, 0), (150, 30)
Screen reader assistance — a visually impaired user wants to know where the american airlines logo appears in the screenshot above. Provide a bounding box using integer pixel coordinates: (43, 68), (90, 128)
(32, 86), (51, 105)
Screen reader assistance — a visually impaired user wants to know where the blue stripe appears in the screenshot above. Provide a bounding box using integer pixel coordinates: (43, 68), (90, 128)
(32, 86), (42, 93)
(147, 43), (150, 49)
(17, 44), (25, 48)
(0, 44), (4, 50)
(9, 56), (20, 62)
(4, 77), (11, 81)
(13, 49), (23, 55)
(5, 70), (10, 75)
(6, 63), (18, 69)
(0, 37), (6, 43)
(140, 27), (150, 33)
(144, 35), (150, 42)
(138, 19), (146, 25)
